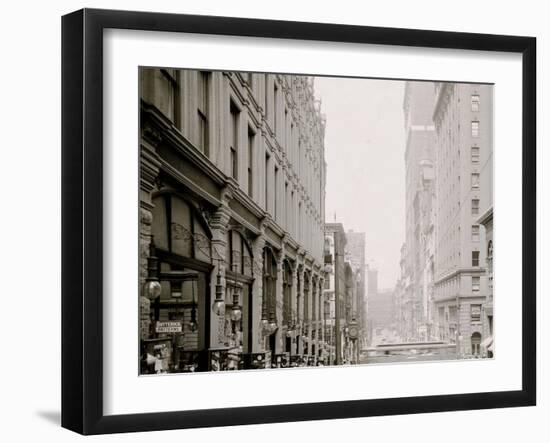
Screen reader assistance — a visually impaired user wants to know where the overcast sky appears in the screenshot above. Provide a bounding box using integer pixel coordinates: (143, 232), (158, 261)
(314, 77), (406, 289)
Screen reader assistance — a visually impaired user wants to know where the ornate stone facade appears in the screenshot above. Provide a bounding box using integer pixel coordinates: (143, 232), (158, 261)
(139, 68), (327, 372)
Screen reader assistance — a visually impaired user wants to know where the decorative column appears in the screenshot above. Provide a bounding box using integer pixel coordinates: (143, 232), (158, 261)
(304, 270), (312, 357)
(139, 135), (161, 341)
(209, 188), (232, 349)
(274, 248), (285, 355)
(290, 263), (299, 356)
(296, 261), (305, 356)
(312, 276), (318, 363)
(319, 277), (325, 358)
(251, 224), (267, 353)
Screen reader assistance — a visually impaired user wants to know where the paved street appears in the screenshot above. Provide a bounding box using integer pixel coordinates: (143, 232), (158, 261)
(362, 352), (458, 365)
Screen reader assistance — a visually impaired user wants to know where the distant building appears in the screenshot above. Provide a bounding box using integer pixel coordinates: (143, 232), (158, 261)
(401, 81), (437, 341)
(324, 224), (362, 364)
(367, 267), (378, 296)
(344, 230), (366, 361)
(366, 288), (396, 345)
(345, 230), (367, 352)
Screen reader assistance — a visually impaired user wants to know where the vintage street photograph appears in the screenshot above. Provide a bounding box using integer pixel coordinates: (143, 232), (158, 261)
(138, 68), (494, 374)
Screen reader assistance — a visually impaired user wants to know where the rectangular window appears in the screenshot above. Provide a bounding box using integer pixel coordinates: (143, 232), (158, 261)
(471, 121), (480, 137)
(197, 71), (209, 155)
(472, 251), (480, 267)
(471, 304), (482, 321)
(285, 182), (289, 228)
(472, 199), (480, 215)
(273, 83), (278, 134)
(472, 276), (480, 293)
(471, 146), (480, 164)
(471, 173), (480, 190)
(274, 166), (279, 220)
(265, 154), (270, 211)
(230, 101), (239, 179)
(472, 225), (480, 242)
(291, 191), (295, 236)
(160, 69), (181, 129)
(247, 128), (254, 198)
(471, 94), (480, 112)
(298, 202), (302, 241)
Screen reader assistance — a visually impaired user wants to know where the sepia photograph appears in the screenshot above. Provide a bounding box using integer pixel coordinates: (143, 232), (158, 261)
(138, 68), (494, 375)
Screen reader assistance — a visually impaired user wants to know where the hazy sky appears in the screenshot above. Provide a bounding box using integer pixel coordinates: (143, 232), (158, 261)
(314, 77), (406, 289)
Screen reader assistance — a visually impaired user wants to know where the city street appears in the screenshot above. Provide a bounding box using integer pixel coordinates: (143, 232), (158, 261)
(363, 352), (458, 365)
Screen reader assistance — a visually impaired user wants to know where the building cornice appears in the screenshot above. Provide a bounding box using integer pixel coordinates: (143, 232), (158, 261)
(141, 100), (227, 186)
(434, 267), (487, 286)
(477, 206), (494, 226)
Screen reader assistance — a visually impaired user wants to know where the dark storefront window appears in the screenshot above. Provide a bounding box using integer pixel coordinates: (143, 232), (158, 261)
(224, 230), (254, 363)
(264, 247), (278, 358)
(143, 194), (213, 374)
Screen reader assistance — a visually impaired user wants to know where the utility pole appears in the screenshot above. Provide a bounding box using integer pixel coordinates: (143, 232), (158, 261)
(334, 230), (342, 365)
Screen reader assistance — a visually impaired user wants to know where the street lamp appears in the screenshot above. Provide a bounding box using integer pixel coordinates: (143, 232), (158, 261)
(143, 238), (161, 300)
(189, 278), (198, 332)
(229, 282), (242, 322)
(212, 270), (225, 316)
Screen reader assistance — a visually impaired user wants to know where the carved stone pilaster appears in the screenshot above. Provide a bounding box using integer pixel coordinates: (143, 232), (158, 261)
(208, 200), (232, 349)
(140, 137), (162, 207)
(251, 229), (267, 353)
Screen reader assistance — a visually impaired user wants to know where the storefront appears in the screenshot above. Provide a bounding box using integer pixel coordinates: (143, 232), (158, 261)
(141, 192), (214, 373)
(263, 247), (278, 361)
(222, 229), (254, 368)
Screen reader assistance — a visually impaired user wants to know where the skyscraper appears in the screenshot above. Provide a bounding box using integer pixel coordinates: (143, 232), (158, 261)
(432, 82), (493, 357)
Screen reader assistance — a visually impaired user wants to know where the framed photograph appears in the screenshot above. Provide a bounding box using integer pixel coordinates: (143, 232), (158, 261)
(62, 8), (536, 435)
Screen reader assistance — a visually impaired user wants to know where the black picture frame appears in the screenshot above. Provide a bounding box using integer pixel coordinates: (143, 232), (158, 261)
(61, 8), (536, 435)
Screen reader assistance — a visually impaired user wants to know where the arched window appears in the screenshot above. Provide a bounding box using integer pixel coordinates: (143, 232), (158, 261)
(223, 230), (254, 354)
(226, 230), (253, 277)
(303, 271), (310, 329)
(282, 260), (293, 327)
(151, 194), (212, 262)
(487, 240), (493, 274)
(263, 247), (278, 331)
(471, 332), (482, 356)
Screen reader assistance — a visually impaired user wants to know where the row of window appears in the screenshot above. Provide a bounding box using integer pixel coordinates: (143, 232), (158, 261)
(438, 302), (482, 325)
(167, 70), (319, 221)
(469, 92), (482, 273)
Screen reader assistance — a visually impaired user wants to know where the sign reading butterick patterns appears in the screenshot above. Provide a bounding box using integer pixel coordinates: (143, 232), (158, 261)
(156, 321), (182, 333)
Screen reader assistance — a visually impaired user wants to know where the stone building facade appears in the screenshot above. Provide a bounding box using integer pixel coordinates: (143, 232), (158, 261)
(477, 111), (494, 357)
(139, 68), (327, 372)
(323, 223), (362, 364)
(401, 81), (437, 342)
(432, 82), (493, 357)
(323, 224), (345, 365)
(344, 230), (367, 355)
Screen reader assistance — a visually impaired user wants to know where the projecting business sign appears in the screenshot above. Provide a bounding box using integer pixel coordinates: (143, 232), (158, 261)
(156, 321), (182, 333)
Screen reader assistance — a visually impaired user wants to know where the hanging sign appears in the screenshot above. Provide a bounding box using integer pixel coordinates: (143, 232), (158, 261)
(156, 321), (182, 333)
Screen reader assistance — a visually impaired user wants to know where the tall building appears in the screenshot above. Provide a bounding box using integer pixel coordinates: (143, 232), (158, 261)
(324, 224), (362, 364)
(345, 230), (366, 361)
(477, 109), (494, 357)
(345, 230), (367, 352)
(323, 224), (346, 365)
(432, 82), (493, 357)
(402, 81), (437, 341)
(139, 69), (327, 372)
(367, 266), (378, 296)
